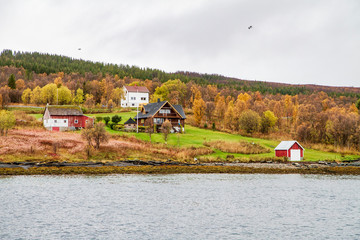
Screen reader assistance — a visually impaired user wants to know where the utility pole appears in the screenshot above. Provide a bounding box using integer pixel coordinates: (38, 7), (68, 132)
(136, 88), (138, 133)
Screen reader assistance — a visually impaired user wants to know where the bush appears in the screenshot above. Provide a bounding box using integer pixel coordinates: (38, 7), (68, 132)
(111, 115), (121, 124)
(104, 116), (110, 125)
(204, 123), (208, 128)
(96, 116), (103, 123)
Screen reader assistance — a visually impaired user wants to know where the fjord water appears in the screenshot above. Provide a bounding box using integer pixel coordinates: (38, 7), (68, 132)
(0, 174), (359, 239)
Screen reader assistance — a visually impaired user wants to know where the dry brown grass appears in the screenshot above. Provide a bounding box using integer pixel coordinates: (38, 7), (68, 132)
(0, 129), (214, 162)
(305, 143), (360, 155)
(204, 140), (270, 154)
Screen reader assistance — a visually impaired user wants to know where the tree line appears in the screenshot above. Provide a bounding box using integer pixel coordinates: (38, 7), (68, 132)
(2, 49), (360, 97)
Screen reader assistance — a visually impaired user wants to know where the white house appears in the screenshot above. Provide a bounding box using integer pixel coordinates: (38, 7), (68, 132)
(121, 86), (149, 108)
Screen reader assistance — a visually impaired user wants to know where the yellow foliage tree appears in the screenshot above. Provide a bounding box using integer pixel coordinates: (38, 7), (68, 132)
(193, 97), (206, 126)
(21, 88), (32, 104)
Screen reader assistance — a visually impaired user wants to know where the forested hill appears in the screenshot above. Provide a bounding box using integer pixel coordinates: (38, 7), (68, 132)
(1, 49), (359, 97)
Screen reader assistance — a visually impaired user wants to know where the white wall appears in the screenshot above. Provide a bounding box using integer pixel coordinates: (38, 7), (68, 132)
(43, 118), (69, 128)
(121, 87), (149, 107)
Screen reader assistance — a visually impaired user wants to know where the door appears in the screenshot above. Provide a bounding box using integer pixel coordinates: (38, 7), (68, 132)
(52, 127), (60, 131)
(290, 149), (301, 161)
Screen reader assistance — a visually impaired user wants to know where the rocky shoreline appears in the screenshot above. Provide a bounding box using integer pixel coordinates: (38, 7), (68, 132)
(0, 160), (360, 175)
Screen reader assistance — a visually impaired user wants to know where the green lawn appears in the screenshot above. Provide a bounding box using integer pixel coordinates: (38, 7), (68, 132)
(87, 111), (137, 124)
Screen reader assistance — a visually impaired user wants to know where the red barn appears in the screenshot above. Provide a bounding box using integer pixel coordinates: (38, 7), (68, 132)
(43, 105), (94, 131)
(275, 141), (304, 161)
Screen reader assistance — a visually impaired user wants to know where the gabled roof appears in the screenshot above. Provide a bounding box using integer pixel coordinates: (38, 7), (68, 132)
(124, 117), (136, 125)
(124, 86), (149, 93)
(134, 101), (186, 120)
(47, 105), (83, 116)
(173, 105), (186, 119)
(275, 141), (304, 150)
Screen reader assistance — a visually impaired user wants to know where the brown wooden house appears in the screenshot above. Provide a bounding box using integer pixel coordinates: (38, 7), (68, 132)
(134, 100), (186, 133)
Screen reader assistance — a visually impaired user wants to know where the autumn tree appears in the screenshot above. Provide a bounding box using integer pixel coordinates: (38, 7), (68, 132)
(21, 88), (32, 104)
(0, 110), (16, 136)
(84, 94), (95, 108)
(260, 110), (278, 133)
(73, 88), (84, 105)
(81, 122), (109, 150)
(214, 95), (226, 127)
(239, 110), (260, 134)
(0, 86), (11, 108)
(161, 120), (172, 144)
(92, 122), (109, 149)
(111, 87), (124, 106)
(205, 102), (215, 123)
(193, 97), (206, 126)
(31, 86), (42, 105)
(41, 83), (57, 104)
(224, 100), (235, 130)
(15, 79), (25, 90)
(57, 85), (72, 105)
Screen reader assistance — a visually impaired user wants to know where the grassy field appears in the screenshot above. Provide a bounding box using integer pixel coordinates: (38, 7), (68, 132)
(85, 111), (359, 161)
(24, 111), (360, 162)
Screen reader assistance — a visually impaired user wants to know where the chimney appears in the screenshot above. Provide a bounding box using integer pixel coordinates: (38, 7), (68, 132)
(157, 98), (160, 103)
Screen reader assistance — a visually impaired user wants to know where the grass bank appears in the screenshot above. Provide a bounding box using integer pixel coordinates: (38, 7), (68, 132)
(1, 165), (360, 175)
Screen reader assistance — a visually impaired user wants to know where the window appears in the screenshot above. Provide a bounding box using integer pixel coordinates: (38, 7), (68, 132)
(141, 97), (146, 101)
(132, 103), (135, 106)
(74, 119), (78, 124)
(131, 97), (136, 100)
(54, 120), (57, 123)
(64, 120), (67, 123)
(153, 118), (164, 124)
(159, 109), (171, 114)
(86, 120), (88, 123)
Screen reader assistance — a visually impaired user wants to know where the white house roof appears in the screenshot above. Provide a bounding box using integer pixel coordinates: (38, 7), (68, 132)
(275, 141), (304, 150)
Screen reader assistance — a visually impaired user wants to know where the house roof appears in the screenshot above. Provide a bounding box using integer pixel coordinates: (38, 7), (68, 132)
(134, 101), (186, 120)
(124, 86), (149, 93)
(173, 105), (186, 119)
(275, 141), (304, 150)
(47, 105), (84, 116)
(124, 117), (136, 125)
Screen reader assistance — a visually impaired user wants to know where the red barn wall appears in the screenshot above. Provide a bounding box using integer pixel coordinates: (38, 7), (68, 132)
(288, 142), (303, 157)
(275, 150), (288, 157)
(51, 115), (93, 128)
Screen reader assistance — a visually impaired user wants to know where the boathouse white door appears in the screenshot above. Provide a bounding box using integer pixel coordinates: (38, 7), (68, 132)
(290, 149), (301, 161)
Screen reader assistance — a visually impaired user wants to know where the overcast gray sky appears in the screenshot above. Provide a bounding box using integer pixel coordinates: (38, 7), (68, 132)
(1, 0), (359, 87)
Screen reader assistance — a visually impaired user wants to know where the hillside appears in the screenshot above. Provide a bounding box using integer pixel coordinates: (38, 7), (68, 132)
(1, 49), (360, 97)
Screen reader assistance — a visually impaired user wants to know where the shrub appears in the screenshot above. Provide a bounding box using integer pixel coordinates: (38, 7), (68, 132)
(104, 116), (110, 125)
(111, 115), (121, 124)
(96, 116), (103, 123)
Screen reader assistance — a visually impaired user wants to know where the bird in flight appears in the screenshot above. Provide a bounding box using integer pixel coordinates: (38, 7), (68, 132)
(248, 26), (253, 30)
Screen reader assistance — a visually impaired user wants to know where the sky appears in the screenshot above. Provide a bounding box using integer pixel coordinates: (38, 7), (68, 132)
(0, 0), (359, 87)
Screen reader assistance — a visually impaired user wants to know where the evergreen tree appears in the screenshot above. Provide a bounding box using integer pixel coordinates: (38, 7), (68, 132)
(8, 74), (16, 89)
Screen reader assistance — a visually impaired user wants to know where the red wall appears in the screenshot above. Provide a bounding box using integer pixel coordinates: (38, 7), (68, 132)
(289, 142), (303, 157)
(51, 115), (93, 128)
(275, 150), (288, 157)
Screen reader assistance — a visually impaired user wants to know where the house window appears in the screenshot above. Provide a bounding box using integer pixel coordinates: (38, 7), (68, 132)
(153, 118), (164, 124)
(54, 120), (57, 123)
(86, 120), (88, 123)
(74, 119), (78, 124)
(159, 109), (171, 114)
(141, 97), (146, 101)
(131, 97), (136, 100)
(64, 120), (67, 123)
(132, 103), (135, 106)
